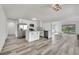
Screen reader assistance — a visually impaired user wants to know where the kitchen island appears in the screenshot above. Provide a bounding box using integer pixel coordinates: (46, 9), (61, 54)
(26, 31), (40, 42)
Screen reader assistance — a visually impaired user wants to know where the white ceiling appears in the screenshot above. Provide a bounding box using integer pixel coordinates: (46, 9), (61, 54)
(2, 4), (79, 21)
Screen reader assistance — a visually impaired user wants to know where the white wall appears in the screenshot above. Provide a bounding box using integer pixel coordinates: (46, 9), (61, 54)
(7, 20), (17, 36)
(0, 5), (7, 52)
(43, 22), (52, 31)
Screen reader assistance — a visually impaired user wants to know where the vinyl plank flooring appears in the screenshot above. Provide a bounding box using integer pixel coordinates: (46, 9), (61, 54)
(0, 35), (79, 55)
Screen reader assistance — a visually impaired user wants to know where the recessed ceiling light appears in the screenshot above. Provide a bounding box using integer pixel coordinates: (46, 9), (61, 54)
(32, 18), (37, 20)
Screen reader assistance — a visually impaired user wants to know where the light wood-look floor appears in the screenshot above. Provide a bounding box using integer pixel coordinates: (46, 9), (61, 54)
(0, 34), (79, 55)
